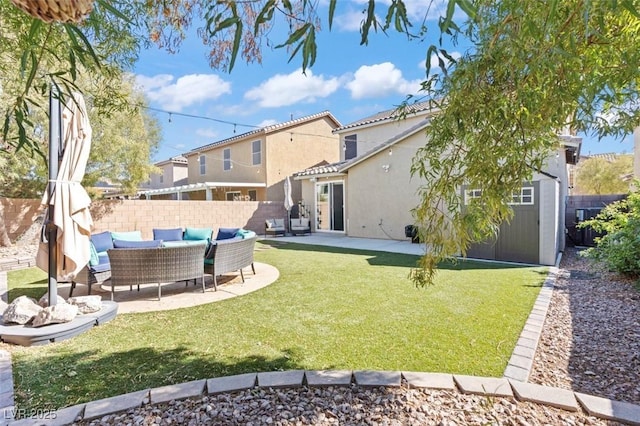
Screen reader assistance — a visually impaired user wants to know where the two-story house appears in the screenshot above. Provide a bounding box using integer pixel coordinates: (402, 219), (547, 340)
(294, 101), (581, 266)
(140, 156), (189, 199)
(143, 111), (341, 202)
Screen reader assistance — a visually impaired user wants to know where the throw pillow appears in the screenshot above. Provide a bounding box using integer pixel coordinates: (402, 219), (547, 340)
(184, 227), (213, 241)
(91, 231), (114, 253)
(236, 229), (256, 239)
(113, 239), (163, 248)
(153, 228), (183, 241)
(111, 230), (143, 242)
(216, 227), (240, 240)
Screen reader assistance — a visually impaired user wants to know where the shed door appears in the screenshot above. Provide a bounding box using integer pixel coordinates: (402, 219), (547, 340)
(465, 183), (539, 264)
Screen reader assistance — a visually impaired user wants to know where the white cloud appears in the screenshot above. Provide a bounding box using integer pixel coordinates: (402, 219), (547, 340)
(257, 119), (279, 127)
(422, 50), (462, 73)
(195, 128), (219, 138)
(333, 0), (455, 33)
(345, 62), (423, 99)
(135, 74), (232, 112)
(244, 69), (340, 108)
(334, 10), (367, 32)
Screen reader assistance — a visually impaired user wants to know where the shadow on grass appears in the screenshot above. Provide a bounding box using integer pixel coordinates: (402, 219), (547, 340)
(13, 345), (306, 414)
(258, 240), (535, 271)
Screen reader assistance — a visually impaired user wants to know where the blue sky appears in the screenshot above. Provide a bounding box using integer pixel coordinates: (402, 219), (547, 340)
(132, 1), (634, 163)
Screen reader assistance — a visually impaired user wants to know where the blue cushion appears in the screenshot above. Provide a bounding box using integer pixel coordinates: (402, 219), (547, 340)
(89, 242), (100, 266)
(216, 227), (240, 240)
(184, 227), (212, 241)
(113, 239), (163, 248)
(111, 231), (143, 242)
(89, 261), (111, 273)
(153, 228), (183, 242)
(91, 231), (114, 253)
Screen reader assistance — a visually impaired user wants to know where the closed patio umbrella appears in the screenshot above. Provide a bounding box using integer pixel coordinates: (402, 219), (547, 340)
(284, 175), (294, 233)
(37, 92), (93, 299)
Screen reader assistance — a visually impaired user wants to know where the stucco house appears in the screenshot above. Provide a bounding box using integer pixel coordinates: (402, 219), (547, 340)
(140, 156), (189, 199)
(294, 102), (581, 265)
(143, 111), (341, 202)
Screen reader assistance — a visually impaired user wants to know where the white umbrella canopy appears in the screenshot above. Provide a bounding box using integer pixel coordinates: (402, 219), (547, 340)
(37, 92), (93, 282)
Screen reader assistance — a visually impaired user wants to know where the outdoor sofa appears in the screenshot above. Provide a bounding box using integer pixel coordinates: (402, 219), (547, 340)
(107, 242), (207, 301)
(290, 218), (311, 235)
(204, 232), (257, 290)
(69, 227), (256, 297)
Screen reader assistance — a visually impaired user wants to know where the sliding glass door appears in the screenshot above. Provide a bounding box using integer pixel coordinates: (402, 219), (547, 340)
(315, 181), (344, 232)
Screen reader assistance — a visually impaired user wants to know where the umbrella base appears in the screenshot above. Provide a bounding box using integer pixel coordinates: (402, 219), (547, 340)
(0, 301), (117, 346)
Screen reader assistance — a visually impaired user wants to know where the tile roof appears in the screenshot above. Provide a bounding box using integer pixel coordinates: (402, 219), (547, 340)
(334, 100), (435, 132)
(294, 161), (349, 177)
(185, 111), (341, 155)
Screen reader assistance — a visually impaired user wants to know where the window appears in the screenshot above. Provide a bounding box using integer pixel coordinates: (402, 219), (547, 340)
(248, 189), (257, 201)
(223, 148), (231, 171)
(344, 135), (357, 160)
(464, 189), (482, 205)
(199, 155), (206, 175)
(510, 187), (534, 205)
(226, 191), (241, 201)
(464, 187), (535, 205)
(252, 140), (261, 165)
(159, 173), (164, 184)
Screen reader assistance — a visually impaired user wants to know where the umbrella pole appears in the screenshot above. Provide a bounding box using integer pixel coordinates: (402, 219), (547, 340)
(47, 87), (63, 307)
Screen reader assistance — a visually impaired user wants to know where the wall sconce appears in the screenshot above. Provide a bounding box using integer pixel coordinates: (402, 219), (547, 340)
(388, 148), (393, 156)
(382, 164), (390, 173)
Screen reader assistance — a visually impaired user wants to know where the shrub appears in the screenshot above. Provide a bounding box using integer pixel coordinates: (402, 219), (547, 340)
(579, 184), (640, 277)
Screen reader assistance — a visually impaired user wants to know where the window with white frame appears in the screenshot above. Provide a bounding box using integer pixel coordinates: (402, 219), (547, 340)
(464, 188), (483, 205)
(464, 187), (535, 205)
(252, 140), (261, 165)
(223, 148), (231, 171)
(199, 155), (206, 175)
(510, 186), (534, 205)
(159, 173), (164, 183)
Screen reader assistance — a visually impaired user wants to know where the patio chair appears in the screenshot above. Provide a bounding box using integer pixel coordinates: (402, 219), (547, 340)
(265, 218), (286, 237)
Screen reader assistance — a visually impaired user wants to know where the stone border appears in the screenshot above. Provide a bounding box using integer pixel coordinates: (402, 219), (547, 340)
(503, 266), (558, 382)
(5, 370), (640, 425)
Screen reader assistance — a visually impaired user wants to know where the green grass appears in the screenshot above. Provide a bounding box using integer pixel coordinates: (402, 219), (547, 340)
(6, 241), (546, 412)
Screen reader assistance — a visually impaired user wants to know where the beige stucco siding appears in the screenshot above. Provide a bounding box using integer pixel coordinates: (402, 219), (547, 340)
(265, 117), (339, 202)
(187, 137), (266, 184)
(345, 135), (424, 240)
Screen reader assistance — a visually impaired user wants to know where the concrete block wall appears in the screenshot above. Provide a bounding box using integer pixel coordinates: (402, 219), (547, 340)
(0, 198), (288, 244)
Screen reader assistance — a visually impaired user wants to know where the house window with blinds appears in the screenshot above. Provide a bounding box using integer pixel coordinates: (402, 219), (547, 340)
(199, 155), (206, 175)
(252, 140), (261, 165)
(224, 148), (231, 171)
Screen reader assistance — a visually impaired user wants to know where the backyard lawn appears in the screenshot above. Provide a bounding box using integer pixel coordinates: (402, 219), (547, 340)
(5, 241), (546, 412)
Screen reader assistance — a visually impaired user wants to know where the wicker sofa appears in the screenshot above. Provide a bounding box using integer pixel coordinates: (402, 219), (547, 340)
(107, 243), (207, 301)
(204, 235), (257, 290)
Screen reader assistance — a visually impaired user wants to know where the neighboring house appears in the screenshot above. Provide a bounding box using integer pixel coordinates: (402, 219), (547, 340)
(141, 156), (189, 199)
(294, 101), (581, 266)
(143, 111), (341, 202)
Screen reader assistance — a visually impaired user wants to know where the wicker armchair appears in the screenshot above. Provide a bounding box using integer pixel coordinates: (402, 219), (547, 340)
(69, 265), (111, 297)
(107, 244), (207, 300)
(204, 236), (257, 290)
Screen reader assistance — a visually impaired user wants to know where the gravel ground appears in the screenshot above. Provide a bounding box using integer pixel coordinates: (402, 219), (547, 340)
(2, 244), (638, 425)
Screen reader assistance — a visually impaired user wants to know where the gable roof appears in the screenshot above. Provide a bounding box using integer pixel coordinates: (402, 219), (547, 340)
(154, 155), (187, 167)
(333, 100), (436, 133)
(184, 111), (341, 156)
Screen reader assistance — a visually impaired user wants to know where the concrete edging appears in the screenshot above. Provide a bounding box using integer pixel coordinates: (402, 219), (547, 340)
(5, 369), (640, 425)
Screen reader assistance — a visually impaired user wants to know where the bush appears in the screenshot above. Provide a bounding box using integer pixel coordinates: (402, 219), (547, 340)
(579, 184), (640, 277)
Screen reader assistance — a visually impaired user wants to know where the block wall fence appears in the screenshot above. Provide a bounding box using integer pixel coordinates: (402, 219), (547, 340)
(0, 198), (288, 244)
